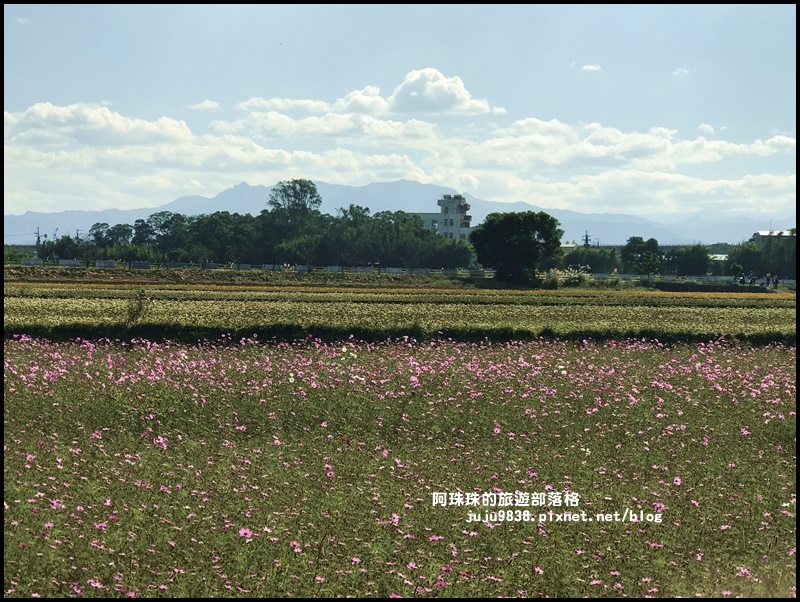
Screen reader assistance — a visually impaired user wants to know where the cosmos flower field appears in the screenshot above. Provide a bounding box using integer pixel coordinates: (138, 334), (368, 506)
(4, 331), (796, 598)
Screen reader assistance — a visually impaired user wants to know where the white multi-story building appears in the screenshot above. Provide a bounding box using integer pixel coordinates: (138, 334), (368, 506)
(412, 194), (473, 241)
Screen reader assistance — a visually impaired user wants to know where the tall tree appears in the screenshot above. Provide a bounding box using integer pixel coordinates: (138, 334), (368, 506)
(332, 204), (372, 266)
(107, 223), (134, 247)
(88, 223), (111, 247)
(268, 179), (322, 213)
(131, 219), (155, 247)
(469, 211), (564, 285)
(666, 244), (711, 276)
(725, 242), (762, 277)
(147, 211), (192, 261)
(621, 236), (661, 272)
(267, 179), (324, 248)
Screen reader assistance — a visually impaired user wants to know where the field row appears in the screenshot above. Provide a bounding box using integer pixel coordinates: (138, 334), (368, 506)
(4, 283), (796, 308)
(3, 296), (796, 343)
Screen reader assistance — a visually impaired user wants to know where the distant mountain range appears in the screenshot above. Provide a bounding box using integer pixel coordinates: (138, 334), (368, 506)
(4, 179), (796, 247)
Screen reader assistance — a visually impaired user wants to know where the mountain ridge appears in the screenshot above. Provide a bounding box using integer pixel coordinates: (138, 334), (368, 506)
(4, 180), (795, 246)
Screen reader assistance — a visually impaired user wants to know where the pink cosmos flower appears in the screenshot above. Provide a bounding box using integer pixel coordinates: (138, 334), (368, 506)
(239, 527), (253, 538)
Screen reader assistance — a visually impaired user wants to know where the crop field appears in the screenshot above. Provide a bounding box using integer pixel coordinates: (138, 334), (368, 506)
(3, 281), (796, 344)
(3, 272), (797, 597)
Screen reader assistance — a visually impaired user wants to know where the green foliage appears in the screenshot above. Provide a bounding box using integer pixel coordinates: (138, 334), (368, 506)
(561, 247), (620, 274)
(470, 211), (564, 285)
(4, 245), (36, 262)
(268, 178), (323, 213)
(726, 233), (797, 279)
(17, 182), (796, 281)
(665, 244), (711, 276)
(621, 236), (661, 273)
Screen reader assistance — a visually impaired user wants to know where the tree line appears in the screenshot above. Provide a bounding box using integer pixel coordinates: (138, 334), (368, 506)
(32, 180), (474, 270)
(8, 179), (796, 282)
(563, 234), (796, 281)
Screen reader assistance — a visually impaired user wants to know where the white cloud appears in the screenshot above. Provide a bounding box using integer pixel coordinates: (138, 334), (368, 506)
(4, 103), (192, 147)
(672, 68), (690, 77)
(3, 81), (796, 218)
(235, 98), (330, 113)
(186, 99), (220, 111)
(234, 70), (504, 118)
(332, 86), (391, 114)
(388, 68), (506, 115)
(212, 111), (356, 137)
(580, 64), (602, 72)
(15, 17), (32, 25)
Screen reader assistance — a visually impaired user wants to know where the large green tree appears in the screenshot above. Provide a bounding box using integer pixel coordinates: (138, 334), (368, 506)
(666, 244), (711, 276)
(620, 236), (661, 272)
(268, 179), (322, 213)
(267, 179), (324, 248)
(469, 211), (564, 284)
(725, 242), (762, 277)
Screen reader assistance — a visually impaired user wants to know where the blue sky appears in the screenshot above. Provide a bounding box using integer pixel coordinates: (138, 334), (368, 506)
(4, 4), (796, 222)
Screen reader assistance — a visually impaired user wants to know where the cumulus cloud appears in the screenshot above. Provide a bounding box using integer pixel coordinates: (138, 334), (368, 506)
(698, 123), (715, 135)
(388, 68), (506, 115)
(672, 68), (690, 77)
(233, 70), (504, 118)
(4, 103), (192, 147)
(332, 86), (391, 114)
(580, 64), (602, 72)
(186, 99), (220, 111)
